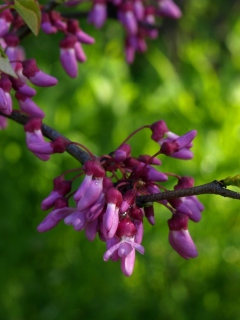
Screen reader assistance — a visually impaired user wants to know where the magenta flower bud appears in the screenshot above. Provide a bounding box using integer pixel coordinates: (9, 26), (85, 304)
(178, 197), (203, 222)
(41, 12), (58, 34)
(133, 0), (144, 20)
(0, 87), (12, 115)
(103, 204), (119, 239)
(41, 176), (72, 210)
(4, 33), (20, 66)
(74, 174), (93, 202)
(141, 165), (168, 182)
(60, 35), (78, 78)
(120, 189), (136, 212)
(146, 184), (160, 194)
(84, 159), (105, 178)
(0, 9), (13, 37)
(176, 130), (197, 149)
(10, 77), (36, 97)
(174, 176), (194, 190)
(160, 130), (197, 159)
(157, 0), (182, 19)
(130, 207), (144, 222)
(37, 202), (75, 233)
(49, 11), (67, 31)
(0, 74), (12, 115)
(22, 59), (58, 87)
(16, 92), (45, 118)
(168, 212), (198, 259)
(168, 229), (198, 259)
(150, 120), (169, 142)
(67, 19), (95, 44)
(119, 3), (138, 35)
(144, 205), (155, 225)
(116, 218), (137, 238)
(114, 143), (131, 162)
(24, 118), (50, 161)
(77, 177), (103, 211)
(105, 187), (123, 207)
(88, 0), (107, 28)
(74, 42), (87, 62)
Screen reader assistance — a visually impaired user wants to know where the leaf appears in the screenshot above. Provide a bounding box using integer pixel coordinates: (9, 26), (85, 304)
(222, 174), (240, 188)
(0, 57), (17, 78)
(13, 0), (41, 36)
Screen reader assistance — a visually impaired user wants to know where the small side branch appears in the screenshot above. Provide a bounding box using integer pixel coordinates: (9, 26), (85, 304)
(1, 111), (90, 164)
(136, 180), (240, 206)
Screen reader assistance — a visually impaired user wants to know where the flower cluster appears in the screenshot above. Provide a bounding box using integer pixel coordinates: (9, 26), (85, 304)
(0, 8), (59, 119)
(37, 120), (204, 276)
(0, 0), (182, 83)
(87, 0), (182, 63)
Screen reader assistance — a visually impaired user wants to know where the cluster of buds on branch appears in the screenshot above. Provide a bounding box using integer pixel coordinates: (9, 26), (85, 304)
(37, 120), (204, 276)
(0, 0), (180, 128)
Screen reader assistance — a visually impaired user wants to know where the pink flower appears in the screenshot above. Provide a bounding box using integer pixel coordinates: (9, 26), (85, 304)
(88, 0), (107, 28)
(60, 35), (78, 78)
(24, 118), (50, 161)
(159, 130), (197, 160)
(168, 212), (198, 259)
(22, 59), (58, 87)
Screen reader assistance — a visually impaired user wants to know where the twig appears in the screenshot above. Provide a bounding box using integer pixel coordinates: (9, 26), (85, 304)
(0, 111), (91, 164)
(136, 180), (240, 207)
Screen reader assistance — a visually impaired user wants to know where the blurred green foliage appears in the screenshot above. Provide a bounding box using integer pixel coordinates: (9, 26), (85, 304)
(1, 1), (240, 319)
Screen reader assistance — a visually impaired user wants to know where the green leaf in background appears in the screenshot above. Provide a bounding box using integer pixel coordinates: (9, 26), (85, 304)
(222, 174), (240, 188)
(0, 56), (17, 78)
(13, 0), (41, 36)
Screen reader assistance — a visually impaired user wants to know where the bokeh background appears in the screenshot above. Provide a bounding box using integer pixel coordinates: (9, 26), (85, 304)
(1, 0), (240, 319)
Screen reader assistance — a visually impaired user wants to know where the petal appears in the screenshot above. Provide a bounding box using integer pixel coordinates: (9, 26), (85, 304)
(121, 248), (136, 276)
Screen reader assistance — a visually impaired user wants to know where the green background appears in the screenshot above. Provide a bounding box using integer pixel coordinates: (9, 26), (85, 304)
(1, 0), (240, 319)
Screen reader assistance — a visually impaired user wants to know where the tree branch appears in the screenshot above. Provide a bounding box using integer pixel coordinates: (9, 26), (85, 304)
(2, 113), (240, 205)
(136, 180), (240, 207)
(0, 110), (91, 164)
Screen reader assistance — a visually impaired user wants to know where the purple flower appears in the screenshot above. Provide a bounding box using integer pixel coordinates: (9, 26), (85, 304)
(104, 235), (144, 277)
(102, 188), (123, 239)
(168, 212), (198, 259)
(0, 9), (13, 37)
(88, 0), (107, 29)
(22, 59), (58, 87)
(16, 92), (45, 118)
(41, 176), (72, 210)
(157, 0), (182, 19)
(160, 130), (197, 159)
(24, 118), (50, 161)
(119, 3), (138, 35)
(60, 35), (78, 78)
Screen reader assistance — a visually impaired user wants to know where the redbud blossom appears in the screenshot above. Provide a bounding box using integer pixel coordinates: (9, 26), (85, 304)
(88, 0), (107, 28)
(60, 35), (78, 78)
(168, 212), (198, 259)
(157, 0), (182, 19)
(22, 59), (58, 87)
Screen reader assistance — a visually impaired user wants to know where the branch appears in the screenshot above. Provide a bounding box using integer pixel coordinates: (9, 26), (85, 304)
(136, 180), (240, 207)
(0, 110), (91, 164)
(2, 113), (240, 205)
